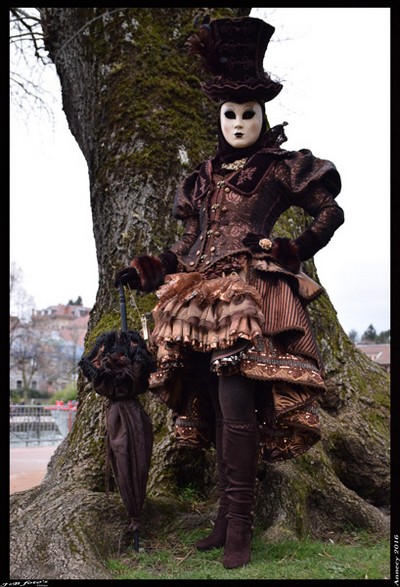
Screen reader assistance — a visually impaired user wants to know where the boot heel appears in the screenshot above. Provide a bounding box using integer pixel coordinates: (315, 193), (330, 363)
(223, 518), (252, 568)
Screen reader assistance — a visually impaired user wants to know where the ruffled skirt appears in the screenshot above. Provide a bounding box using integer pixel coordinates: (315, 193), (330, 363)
(151, 271), (265, 352)
(148, 262), (326, 462)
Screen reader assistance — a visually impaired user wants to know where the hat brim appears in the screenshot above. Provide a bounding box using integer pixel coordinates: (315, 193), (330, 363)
(201, 77), (283, 103)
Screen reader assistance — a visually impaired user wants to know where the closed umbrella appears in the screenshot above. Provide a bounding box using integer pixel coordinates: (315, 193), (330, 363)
(79, 285), (155, 551)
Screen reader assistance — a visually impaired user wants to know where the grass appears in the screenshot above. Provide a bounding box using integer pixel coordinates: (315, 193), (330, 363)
(106, 527), (390, 580)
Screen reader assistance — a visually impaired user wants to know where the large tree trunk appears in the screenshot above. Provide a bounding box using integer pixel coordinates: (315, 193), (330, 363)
(10, 7), (389, 580)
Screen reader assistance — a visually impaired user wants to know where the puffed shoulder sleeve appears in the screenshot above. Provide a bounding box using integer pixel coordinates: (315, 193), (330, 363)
(169, 165), (202, 258)
(276, 149), (345, 261)
(172, 167), (199, 220)
(277, 148), (341, 198)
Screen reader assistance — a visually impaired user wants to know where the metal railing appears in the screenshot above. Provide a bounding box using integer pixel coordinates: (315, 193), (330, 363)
(10, 402), (77, 446)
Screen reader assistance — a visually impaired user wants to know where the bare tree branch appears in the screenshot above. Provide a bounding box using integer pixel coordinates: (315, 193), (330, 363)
(10, 7), (57, 124)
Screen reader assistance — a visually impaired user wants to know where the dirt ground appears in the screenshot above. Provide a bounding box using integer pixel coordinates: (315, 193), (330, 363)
(10, 445), (57, 494)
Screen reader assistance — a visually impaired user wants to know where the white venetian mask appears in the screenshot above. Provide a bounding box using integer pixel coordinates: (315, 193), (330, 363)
(220, 101), (263, 149)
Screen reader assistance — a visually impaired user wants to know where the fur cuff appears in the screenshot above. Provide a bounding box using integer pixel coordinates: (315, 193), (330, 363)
(131, 255), (165, 292)
(294, 230), (322, 262)
(271, 237), (301, 274)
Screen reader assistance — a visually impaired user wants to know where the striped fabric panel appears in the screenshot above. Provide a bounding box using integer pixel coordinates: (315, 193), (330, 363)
(253, 273), (322, 366)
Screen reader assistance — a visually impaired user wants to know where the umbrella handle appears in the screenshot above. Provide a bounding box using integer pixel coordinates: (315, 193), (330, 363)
(118, 284), (128, 332)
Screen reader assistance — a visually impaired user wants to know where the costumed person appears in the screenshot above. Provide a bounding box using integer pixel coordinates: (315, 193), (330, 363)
(114, 15), (344, 569)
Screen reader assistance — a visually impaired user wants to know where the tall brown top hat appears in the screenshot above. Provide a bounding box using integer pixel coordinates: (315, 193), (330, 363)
(187, 16), (282, 103)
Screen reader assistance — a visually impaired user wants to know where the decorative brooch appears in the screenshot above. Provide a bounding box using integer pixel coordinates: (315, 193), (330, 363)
(259, 238), (273, 251)
(221, 158), (248, 171)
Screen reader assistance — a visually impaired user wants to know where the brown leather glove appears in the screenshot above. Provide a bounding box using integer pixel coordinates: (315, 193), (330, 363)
(114, 266), (140, 289)
(270, 237), (301, 274)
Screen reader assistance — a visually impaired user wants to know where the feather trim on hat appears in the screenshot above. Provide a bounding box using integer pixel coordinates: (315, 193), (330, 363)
(186, 23), (224, 76)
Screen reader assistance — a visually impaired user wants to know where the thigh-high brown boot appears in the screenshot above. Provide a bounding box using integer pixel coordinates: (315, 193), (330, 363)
(195, 419), (229, 550)
(222, 419), (259, 569)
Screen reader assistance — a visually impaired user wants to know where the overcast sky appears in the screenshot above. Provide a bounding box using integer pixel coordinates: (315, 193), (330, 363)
(10, 7), (390, 339)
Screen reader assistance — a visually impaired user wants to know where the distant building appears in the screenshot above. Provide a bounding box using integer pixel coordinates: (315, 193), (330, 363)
(10, 303), (91, 393)
(31, 304), (90, 348)
(356, 343), (390, 373)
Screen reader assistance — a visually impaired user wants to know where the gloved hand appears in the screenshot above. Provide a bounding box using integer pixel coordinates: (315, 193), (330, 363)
(114, 250), (178, 292)
(270, 237), (301, 274)
(242, 232), (272, 253)
(242, 233), (301, 274)
(114, 266), (140, 289)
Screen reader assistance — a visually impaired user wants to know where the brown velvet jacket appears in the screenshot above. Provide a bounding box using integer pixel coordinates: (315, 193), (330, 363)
(169, 141), (344, 273)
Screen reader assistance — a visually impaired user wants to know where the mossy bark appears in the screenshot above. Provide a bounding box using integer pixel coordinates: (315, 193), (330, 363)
(10, 7), (389, 580)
